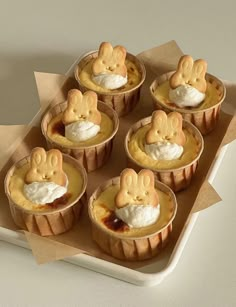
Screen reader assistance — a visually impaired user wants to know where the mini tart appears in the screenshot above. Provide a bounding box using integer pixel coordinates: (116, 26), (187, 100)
(4, 154), (87, 236)
(75, 51), (146, 117)
(41, 100), (119, 172)
(150, 72), (226, 135)
(88, 176), (177, 261)
(125, 117), (204, 192)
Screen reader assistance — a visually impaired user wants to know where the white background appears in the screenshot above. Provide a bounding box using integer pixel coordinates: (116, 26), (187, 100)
(0, 1), (236, 306)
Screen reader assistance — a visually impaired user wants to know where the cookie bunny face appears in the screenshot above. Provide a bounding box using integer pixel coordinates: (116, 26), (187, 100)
(169, 55), (207, 93)
(62, 89), (101, 125)
(25, 147), (67, 187)
(115, 169), (159, 209)
(145, 110), (186, 146)
(92, 42), (127, 77)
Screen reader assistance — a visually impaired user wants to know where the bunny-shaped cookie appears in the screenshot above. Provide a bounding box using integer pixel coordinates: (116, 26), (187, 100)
(25, 147), (67, 187)
(169, 55), (207, 93)
(62, 89), (101, 126)
(115, 168), (159, 209)
(92, 42), (127, 77)
(145, 110), (186, 146)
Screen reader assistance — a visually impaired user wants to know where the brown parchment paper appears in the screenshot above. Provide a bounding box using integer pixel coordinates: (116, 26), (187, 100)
(1, 40), (236, 268)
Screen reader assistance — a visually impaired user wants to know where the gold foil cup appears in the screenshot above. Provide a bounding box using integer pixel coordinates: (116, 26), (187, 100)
(4, 154), (87, 236)
(41, 100), (119, 172)
(125, 117), (204, 192)
(88, 176), (177, 261)
(75, 51), (146, 117)
(150, 72), (226, 135)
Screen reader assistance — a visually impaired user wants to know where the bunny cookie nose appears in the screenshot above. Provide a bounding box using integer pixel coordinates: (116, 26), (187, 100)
(134, 196), (143, 202)
(164, 135), (171, 141)
(78, 115), (86, 120)
(106, 66), (114, 71)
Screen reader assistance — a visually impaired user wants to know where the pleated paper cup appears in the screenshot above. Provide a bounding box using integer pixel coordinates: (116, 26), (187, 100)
(74, 51), (146, 117)
(88, 176), (177, 261)
(41, 100), (119, 172)
(125, 117), (204, 192)
(4, 154), (87, 236)
(150, 72), (226, 135)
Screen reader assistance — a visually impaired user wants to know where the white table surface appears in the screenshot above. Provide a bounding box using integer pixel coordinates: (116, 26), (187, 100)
(0, 1), (236, 306)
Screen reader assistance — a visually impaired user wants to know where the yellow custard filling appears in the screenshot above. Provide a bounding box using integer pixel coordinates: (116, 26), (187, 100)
(154, 80), (221, 110)
(47, 112), (114, 148)
(79, 58), (142, 93)
(128, 125), (200, 170)
(92, 185), (174, 237)
(9, 162), (83, 211)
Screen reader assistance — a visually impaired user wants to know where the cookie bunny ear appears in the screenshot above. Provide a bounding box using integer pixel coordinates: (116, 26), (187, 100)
(138, 169), (159, 207)
(25, 147), (46, 184)
(168, 112), (182, 130)
(83, 91), (98, 109)
(47, 149), (67, 186)
(169, 55), (194, 89)
(193, 59), (207, 77)
(151, 110), (167, 129)
(62, 89), (83, 125)
(31, 147), (47, 168)
(47, 149), (62, 169)
(46, 149), (67, 186)
(191, 59), (207, 93)
(120, 168), (138, 188)
(113, 45), (126, 63)
(145, 110), (168, 144)
(67, 89), (83, 105)
(83, 91), (101, 125)
(138, 169), (154, 188)
(167, 112), (186, 146)
(115, 168), (138, 208)
(98, 42), (113, 58)
(178, 55), (193, 76)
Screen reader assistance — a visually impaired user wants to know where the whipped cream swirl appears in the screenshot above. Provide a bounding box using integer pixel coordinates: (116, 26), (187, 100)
(115, 203), (160, 228)
(24, 181), (67, 204)
(169, 84), (205, 108)
(65, 120), (100, 142)
(92, 74), (127, 90)
(145, 142), (183, 161)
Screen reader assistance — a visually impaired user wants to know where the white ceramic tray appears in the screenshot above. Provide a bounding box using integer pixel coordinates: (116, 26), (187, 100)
(0, 144), (228, 287)
(1, 56), (233, 286)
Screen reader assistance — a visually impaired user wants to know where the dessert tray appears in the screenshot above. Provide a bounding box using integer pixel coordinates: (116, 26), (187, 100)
(0, 144), (228, 286)
(0, 41), (235, 286)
